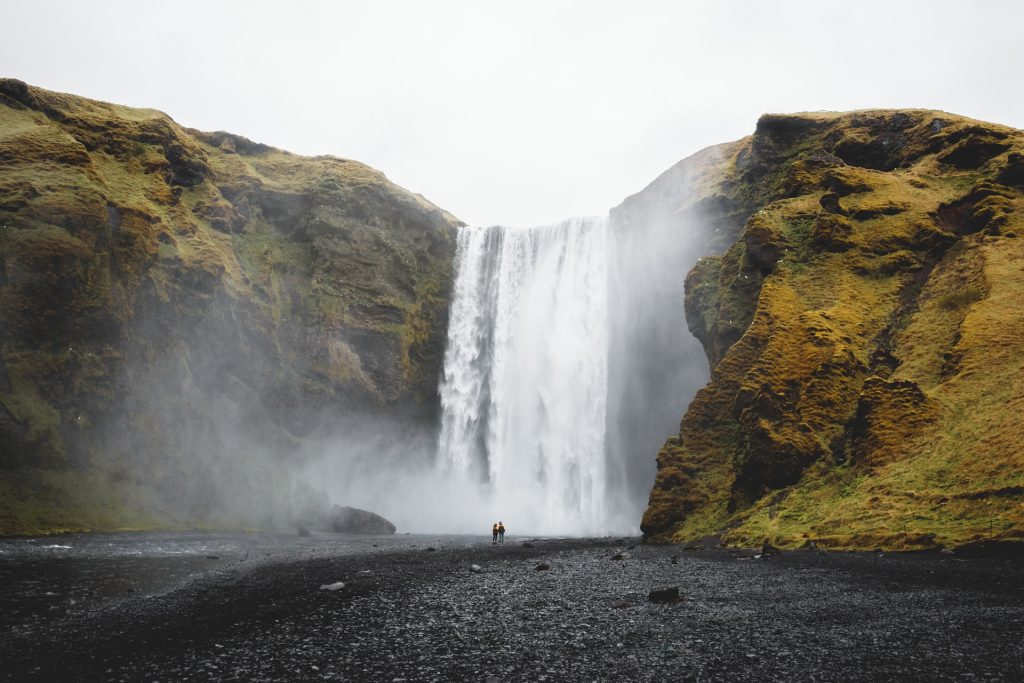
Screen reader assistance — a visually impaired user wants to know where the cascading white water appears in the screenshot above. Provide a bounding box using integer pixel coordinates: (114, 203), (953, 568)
(438, 217), (613, 535)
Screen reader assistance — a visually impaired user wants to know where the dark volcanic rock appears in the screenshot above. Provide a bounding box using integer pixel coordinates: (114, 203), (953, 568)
(324, 505), (396, 535)
(648, 586), (682, 603)
(3, 537), (1024, 681)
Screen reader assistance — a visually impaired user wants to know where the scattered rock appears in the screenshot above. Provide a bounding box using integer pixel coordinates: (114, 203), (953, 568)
(319, 582), (345, 592)
(648, 587), (681, 604)
(612, 600), (631, 609)
(670, 556), (679, 565)
(610, 553), (625, 561)
(940, 547), (955, 555)
(470, 564), (482, 573)
(535, 563), (550, 571)
(297, 526), (311, 538)
(425, 547), (437, 552)
(521, 542), (535, 548)
(205, 555), (219, 560)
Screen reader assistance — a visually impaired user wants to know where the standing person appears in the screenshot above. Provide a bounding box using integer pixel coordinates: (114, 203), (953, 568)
(498, 521), (505, 543)
(492, 523), (498, 544)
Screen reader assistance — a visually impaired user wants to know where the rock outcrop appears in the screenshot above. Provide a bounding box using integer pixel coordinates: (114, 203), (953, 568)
(0, 80), (460, 534)
(322, 505), (396, 535)
(637, 110), (1024, 550)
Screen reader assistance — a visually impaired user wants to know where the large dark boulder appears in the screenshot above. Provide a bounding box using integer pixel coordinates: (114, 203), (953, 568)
(324, 505), (396, 535)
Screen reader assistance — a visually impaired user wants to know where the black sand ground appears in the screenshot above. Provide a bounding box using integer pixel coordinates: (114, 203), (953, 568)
(3, 535), (1024, 681)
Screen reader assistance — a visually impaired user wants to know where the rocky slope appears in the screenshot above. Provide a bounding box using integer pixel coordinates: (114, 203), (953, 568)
(634, 109), (1024, 549)
(0, 80), (460, 534)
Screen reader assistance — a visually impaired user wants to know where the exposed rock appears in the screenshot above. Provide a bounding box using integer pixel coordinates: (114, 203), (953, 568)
(319, 581), (345, 592)
(469, 564), (482, 574)
(819, 192), (845, 215)
(648, 587), (681, 604)
(640, 109), (1024, 550)
(0, 80), (460, 535)
(534, 563), (550, 571)
(324, 506), (396, 535)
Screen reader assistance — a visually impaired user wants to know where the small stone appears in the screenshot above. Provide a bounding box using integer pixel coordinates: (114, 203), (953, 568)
(535, 563), (551, 571)
(522, 542), (535, 548)
(319, 581), (345, 591)
(206, 555), (220, 560)
(648, 587), (681, 604)
(940, 547), (955, 555)
(610, 553), (625, 561)
(612, 600), (630, 609)
(426, 547), (437, 552)
(470, 564), (482, 573)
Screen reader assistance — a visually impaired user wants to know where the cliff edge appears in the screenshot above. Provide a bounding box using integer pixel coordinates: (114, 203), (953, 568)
(0, 80), (460, 533)
(639, 109), (1024, 549)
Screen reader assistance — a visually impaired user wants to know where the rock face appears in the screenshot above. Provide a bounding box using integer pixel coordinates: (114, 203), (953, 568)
(323, 505), (396, 535)
(0, 80), (460, 534)
(637, 110), (1024, 550)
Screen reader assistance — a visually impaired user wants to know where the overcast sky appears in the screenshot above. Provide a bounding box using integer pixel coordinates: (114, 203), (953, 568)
(3, 1), (1022, 226)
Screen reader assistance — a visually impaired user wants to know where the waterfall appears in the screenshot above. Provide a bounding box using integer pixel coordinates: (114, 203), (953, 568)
(438, 217), (613, 535)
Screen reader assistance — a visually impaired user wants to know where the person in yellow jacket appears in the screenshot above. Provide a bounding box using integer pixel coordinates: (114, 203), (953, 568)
(492, 523), (499, 544)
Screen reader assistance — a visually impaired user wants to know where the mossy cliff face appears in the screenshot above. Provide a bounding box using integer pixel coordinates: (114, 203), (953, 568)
(640, 110), (1024, 550)
(0, 80), (459, 534)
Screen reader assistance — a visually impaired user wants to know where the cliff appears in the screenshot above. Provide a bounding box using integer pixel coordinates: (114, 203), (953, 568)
(0, 80), (460, 534)
(637, 109), (1024, 549)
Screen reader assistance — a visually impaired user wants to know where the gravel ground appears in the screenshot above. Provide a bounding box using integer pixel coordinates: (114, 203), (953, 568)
(3, 535), (1024, 681)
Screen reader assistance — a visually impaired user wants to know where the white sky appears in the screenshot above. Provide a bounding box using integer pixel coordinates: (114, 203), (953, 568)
(2, 1), (1022, 226)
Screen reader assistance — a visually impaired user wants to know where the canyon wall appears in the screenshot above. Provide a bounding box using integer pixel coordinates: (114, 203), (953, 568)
(0, 80), (459, 533)
(637, 110), (1024, 549)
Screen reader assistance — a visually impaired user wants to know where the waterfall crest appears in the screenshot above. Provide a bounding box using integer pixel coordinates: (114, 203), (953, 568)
(438, 217), (614, 535)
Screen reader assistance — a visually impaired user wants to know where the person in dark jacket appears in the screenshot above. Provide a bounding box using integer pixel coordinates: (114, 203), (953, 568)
(498, 521), (505, 543)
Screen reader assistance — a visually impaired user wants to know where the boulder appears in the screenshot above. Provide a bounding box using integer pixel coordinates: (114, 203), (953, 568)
(324, 505), (396, 535)
(535, 563), (551, 571)
(648, 587), (681, 604)
(319, 581), (345, 592)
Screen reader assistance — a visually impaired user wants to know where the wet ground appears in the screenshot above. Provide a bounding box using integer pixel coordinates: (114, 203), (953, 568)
(2, 532), (1023, 681)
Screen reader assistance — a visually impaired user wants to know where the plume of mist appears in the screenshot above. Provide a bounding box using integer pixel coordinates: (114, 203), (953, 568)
(94, 155), (725, 538)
